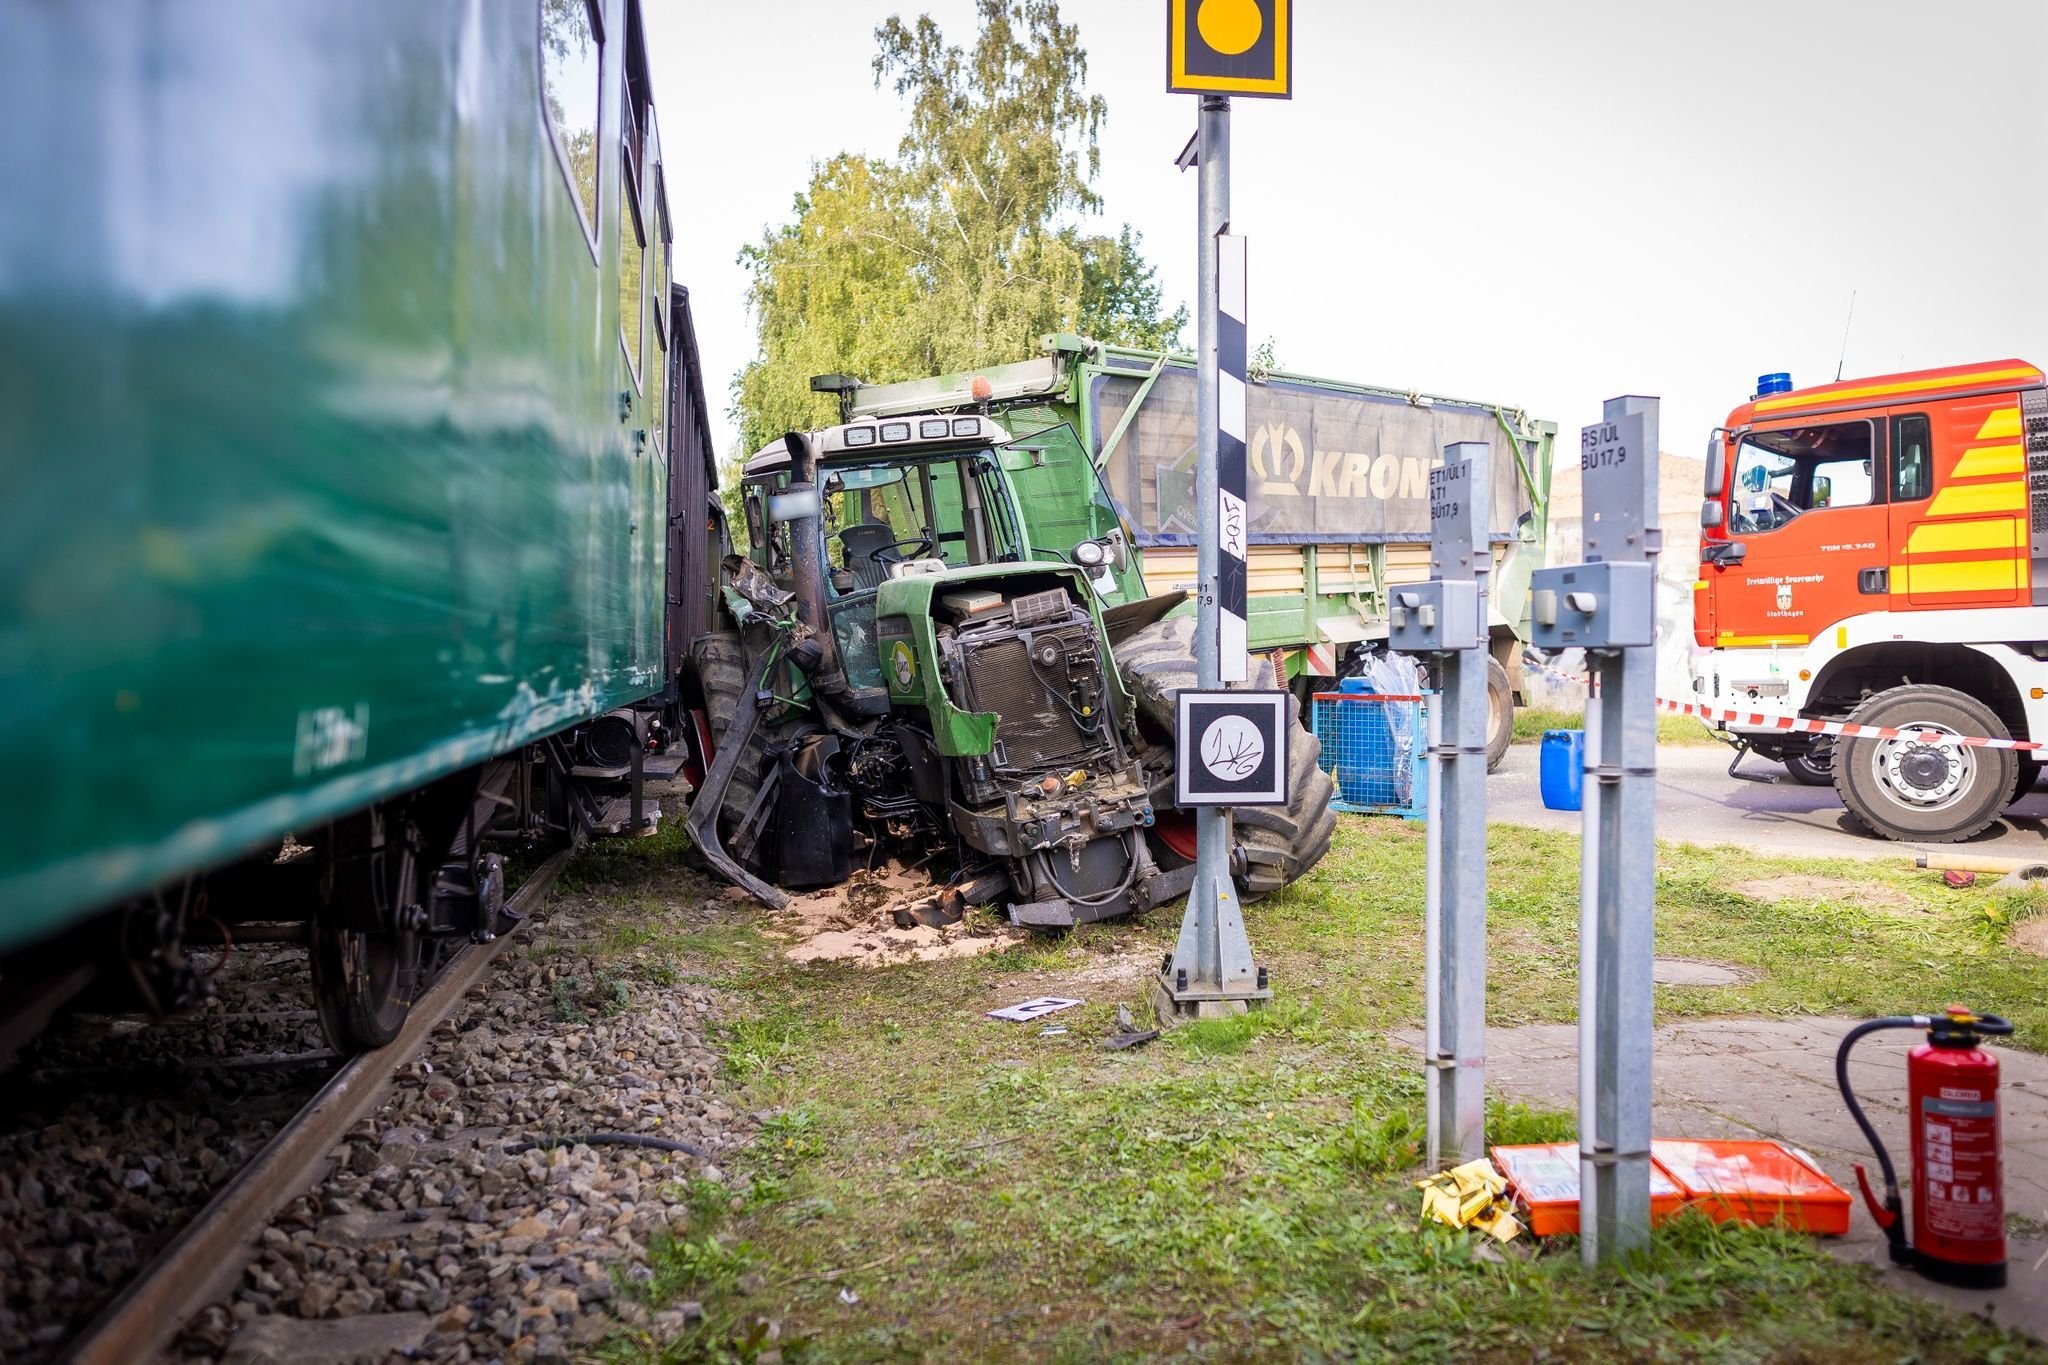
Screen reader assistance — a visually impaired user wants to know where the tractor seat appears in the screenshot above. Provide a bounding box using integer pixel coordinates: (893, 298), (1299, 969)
(837, 523), (898, 592)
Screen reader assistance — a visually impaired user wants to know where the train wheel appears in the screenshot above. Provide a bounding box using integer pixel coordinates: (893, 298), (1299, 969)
(309, 807), (435, 1052)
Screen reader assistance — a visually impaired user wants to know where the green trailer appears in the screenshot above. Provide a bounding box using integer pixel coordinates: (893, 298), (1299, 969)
(839, 336), (1556, 765)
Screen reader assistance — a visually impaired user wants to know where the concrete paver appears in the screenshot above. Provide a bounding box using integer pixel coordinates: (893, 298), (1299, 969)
(1464, 1016), (2047, 1340)
(1486, 740), (2048, 862)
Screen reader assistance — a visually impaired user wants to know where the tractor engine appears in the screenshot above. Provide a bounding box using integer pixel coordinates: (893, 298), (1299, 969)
(930, 585), (1160, 926)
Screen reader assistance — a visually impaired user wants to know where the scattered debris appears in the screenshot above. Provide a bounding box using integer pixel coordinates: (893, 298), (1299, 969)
(837, 1288), (859, 1306)
(1417, 1158), (1522, 1242)
(1037, 1026), (1068, 1037)
(1103, 1029), (1159, 1052)
(987, 997), (1082, 1023)
(1993, 863), (2048, 893)
(1944, 869), (1978, 889)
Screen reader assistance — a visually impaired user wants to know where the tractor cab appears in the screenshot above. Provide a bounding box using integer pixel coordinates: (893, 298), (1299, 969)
(739, 415), (1144, 701)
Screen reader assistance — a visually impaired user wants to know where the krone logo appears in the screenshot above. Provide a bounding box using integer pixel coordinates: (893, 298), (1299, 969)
(1250, 421), (1306, 496)
(1200, 714), (1265, 781)
(1775, 583), (1793, 611)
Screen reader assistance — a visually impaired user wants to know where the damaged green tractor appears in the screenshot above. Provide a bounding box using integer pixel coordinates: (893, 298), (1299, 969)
(683, 414), (1335, 928)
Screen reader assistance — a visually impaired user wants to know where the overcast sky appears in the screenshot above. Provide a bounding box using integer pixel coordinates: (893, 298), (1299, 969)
(645, 0), (2048, 463)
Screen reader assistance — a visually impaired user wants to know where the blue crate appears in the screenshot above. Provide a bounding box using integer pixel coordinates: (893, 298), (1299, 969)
(1311, 686), (1429, 819)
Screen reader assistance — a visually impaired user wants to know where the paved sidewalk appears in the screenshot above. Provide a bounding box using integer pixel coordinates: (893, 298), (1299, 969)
(1487, 741), (2048, 863)
(1472, 1017), (2048, 1340)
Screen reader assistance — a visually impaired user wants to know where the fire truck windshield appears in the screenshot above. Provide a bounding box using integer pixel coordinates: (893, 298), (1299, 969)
(1728, 420), (1876, 533)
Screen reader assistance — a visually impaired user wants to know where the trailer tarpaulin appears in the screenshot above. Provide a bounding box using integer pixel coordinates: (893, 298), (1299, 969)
(1089, 369), (1534, 545)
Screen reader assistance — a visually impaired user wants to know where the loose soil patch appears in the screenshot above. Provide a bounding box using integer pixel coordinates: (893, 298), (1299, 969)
(768, 860), (1028, 965)
(2015, 913), (2048, 958)
(1734, 873), (1919, 915)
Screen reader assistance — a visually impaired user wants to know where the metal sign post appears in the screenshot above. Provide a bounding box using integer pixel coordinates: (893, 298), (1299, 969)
(1531, 396), (1661, 1263)
(1158, 92), (1268, 1021)
(1159, 0), (1293, 1020)
(1390, 441), (1491, 1167)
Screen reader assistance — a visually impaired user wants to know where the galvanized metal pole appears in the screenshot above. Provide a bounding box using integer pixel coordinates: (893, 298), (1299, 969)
(1159, 94), (1262, 1020)
(1396, 442), (1491, 1167)
(1578, 395), (1661, 1264)
(1434, 442), (1491, 1167)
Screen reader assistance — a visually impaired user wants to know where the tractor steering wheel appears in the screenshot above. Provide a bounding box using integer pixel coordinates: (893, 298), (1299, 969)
(873, 533), (934, 562)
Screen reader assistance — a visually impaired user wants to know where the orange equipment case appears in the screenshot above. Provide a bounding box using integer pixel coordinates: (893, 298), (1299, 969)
(1651, 1139), (1852, 1235)
(1489, 1143), (1687, 1237)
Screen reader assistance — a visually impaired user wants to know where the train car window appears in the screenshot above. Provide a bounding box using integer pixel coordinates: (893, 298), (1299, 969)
(618, 96), (645, 387)
(539, 0), (603, 258)
(649, 312), (667, 457)
(648, 118), (670, 351)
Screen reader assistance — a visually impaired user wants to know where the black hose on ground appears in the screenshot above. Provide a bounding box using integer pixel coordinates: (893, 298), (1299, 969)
(504, 1133), (712, 1158)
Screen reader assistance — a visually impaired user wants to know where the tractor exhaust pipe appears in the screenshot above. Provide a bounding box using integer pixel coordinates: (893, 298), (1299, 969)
(780, 431), (847, 696)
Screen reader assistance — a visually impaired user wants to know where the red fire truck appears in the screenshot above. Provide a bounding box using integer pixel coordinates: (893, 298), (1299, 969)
(1693, 360), (2048, 842)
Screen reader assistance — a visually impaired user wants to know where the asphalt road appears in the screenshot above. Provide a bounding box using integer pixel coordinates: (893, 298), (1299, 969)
(1487, 739), (2048, 863)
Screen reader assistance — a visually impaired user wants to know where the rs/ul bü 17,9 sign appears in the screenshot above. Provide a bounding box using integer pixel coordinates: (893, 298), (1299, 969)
(1175, 689), (1292, 807)
(1578, 410), (1653, 563)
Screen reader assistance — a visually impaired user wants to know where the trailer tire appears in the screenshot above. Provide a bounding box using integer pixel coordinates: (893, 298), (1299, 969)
(1833, 685), (2014, 843)
(1485, 657), (1514, 773)
(688, 631), (785, 873)
(1114, 615), (1337, 900)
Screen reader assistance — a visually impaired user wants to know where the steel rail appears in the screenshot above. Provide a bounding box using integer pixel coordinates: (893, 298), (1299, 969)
(60, 845), (575, 1365)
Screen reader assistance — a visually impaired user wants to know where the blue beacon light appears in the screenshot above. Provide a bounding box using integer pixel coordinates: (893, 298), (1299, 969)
(1754, 372), (1794, 398)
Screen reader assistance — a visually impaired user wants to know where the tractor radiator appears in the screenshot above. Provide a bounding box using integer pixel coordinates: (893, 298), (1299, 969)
(954, 614), (1108, 776)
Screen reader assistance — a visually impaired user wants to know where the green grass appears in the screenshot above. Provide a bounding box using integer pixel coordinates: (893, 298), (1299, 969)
(1514, 705), (1722, 747)
(570, 819), (2048, 1363)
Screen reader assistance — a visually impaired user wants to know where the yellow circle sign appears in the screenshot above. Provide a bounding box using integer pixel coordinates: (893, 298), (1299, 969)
(1197, 0), (1262, 56)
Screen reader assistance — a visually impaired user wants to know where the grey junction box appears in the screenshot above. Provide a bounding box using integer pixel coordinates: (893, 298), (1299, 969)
(1388, 579), (1483, 653)
(1529, 560), (1656, 650)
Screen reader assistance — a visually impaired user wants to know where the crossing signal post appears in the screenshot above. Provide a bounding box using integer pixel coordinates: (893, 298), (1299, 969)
(1157, 1), (1291, 1021)
(1530, 396), (1662, 1263)
(1390, 442), (1492, 1168)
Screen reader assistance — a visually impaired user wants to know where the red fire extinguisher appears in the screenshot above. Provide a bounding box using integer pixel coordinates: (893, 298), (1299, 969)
(1836, 1006), (2014, 1288)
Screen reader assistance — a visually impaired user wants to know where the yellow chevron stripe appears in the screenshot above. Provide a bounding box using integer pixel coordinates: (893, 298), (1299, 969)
(1976, 408), (2021, 441)
(1926, 481), (2025, 517)
(1950, 444), (2024, 479)
(1904, 516), (2022, 554)
(1753, 365), (2040, 413)
(1889, 559), (2023, 595)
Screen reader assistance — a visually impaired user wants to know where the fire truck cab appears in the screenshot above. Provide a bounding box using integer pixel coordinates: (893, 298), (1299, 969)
(1694, 360), (2048, 842)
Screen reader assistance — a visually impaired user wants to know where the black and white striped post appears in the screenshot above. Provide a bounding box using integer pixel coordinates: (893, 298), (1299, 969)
(1156, 93), (1265, 1021)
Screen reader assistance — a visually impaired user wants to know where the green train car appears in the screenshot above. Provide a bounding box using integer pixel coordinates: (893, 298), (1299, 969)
(0, 1), (723, 1050)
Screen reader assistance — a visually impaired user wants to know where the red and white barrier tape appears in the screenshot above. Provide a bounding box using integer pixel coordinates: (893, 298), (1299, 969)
(1652, 696), (2045, 752)
(1520, 650), (2038, 753)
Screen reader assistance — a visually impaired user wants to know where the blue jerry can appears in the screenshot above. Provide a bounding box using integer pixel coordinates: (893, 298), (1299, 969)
(1539, 729), (1585, 811)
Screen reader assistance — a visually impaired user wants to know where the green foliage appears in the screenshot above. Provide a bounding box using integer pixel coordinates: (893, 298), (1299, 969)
(732, 0), (1184, 456)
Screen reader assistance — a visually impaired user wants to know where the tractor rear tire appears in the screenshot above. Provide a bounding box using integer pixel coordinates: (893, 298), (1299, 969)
(1115, 616), (1337, 900)
(689, 631), (785, 873)
(1832, 685), (2013, 843)
(1485, 656), (1514, 773)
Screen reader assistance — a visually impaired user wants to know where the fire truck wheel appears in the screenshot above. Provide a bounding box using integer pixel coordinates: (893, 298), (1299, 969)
(1833, 685), (2015, 843)
(1485, 657), (1514, 773)
(2011, 753), (2041, 806)
(1782, 737), (1835, 786)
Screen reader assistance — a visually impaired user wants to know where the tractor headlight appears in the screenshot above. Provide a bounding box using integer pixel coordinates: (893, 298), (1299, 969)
(1072, 539), (1108, 568)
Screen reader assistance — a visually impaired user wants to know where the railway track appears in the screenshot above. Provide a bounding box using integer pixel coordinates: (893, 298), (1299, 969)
(58, 846), (575, 1365)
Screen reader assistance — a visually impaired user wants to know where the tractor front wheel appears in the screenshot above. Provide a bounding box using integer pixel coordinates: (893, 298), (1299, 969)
(1115, 616), (1337, 900)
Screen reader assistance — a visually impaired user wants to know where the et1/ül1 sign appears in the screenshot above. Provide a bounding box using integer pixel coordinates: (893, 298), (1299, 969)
(1174, 690), (1292, 807)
